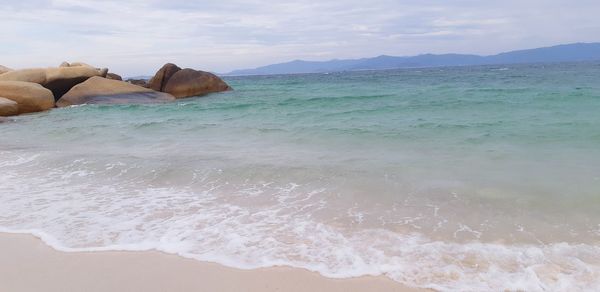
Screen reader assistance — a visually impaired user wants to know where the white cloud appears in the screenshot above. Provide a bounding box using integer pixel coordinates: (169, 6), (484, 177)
(0, 0), (599, 75)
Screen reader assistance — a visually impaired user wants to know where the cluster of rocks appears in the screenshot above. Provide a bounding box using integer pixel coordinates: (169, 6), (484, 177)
(0, 62), (231, 116)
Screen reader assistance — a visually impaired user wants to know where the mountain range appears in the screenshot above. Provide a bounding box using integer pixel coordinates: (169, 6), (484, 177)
(226, 43), (600, 76)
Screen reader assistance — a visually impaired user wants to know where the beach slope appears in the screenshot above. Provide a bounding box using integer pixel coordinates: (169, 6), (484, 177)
(0, 233), (425, 292)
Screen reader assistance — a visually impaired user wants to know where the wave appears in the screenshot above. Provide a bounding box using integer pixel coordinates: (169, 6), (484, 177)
(1, 152), (599, 291)
(0, 225), (598, 292)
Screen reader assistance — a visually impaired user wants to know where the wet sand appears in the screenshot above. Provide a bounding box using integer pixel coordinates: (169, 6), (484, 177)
(0, 232), (428, 292)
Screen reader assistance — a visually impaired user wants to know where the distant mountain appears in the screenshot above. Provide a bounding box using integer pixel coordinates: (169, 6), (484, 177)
(227, 43), (600, 75)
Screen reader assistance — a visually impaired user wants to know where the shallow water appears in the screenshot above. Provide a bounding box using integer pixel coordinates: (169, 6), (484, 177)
(1, 62), (600, 291)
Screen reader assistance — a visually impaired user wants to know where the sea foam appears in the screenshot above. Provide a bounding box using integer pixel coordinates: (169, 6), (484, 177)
(0, 151), (599, 292)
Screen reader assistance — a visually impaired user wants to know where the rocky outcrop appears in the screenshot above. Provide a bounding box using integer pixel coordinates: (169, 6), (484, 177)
(0, 81), (55, 114)
(57, 76), (175, 107)
(147, 63), (181, 91)
(0, 67), (108, 100)
(0, 65), (12, 75)
(0, 62), (231, 116)
(106, 73), (123, 81)
(70, 62), (96, 68)
(45, 67), (109, 99)
(163, 69), (231, 99)
(60, 61), (96, 68)
(0, 97), (19, 116)
(147, 63), (231, 99)
(0, 68), (47, 84)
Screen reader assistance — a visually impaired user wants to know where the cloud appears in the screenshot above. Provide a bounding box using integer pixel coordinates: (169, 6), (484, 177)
(0, 0), (599, 75)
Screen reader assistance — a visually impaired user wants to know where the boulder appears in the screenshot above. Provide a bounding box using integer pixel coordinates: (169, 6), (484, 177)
(0, 97), (19, 116)
(0, 66), (108, 100)
(70, 62), (96, 68)
(147, 63), (181, 91)
(60, 61), (96, 68)
(0, 68), (47, 84)
(126, 79), (148, 87)
(57, 76), (175, 107)
(0, 65), (12, 75)
(45, 67), (109, 99)
(0, 81), (55, 114)
(163, 69), (231, 99)
(106, 73), (123, 81)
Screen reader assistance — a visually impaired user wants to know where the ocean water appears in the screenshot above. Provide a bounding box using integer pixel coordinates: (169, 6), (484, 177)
(1, 62), (600, 291)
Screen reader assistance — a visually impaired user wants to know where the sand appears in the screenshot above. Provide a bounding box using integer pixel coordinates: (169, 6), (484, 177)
(0, 233), (427, 292)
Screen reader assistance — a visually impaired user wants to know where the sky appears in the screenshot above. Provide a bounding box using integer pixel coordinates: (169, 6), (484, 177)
(1, 0), (599, 76)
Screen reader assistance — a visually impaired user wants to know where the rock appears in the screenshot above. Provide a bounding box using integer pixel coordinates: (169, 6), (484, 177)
(57, 76), (175, 107)
(126, 79), (148, 87)
(60, 61), (96, 68)
(106, 73), (123, 81)
(0, 81), (55, 114)
(45, 67), (109, 99)
(0, 65), (12, 75)
(70, 62), (96, 68)
(0, 97), (19, 116)
(163, 69), (231, 99)
(147, 63), (181, 91)
(0, 67), (108, 100)
(0, 68), (47, 84)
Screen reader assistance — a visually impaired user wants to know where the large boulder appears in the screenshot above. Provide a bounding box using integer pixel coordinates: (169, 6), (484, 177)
(70, 62), (96, 68)
(0, 65), (12, 75)
(0, 97), (19, 116)
(60, 61), (96, 68)
(45, 67), (109, 99)
(0, 67), (108, 100)
(147, 63), (181, 91)
(126, 79), (148, 87)
(0, 68), (47, 84)
(163, 68), (231, 99)
(57, 76), (175, 107)
(0, 81), (55, 114)
(106, 73), (123, 81)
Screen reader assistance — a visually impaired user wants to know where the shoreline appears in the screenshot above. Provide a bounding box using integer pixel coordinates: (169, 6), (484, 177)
(0, 232), (428, 292)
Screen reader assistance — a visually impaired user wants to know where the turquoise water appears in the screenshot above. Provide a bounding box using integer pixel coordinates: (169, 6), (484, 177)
(1, 62), (600, 290)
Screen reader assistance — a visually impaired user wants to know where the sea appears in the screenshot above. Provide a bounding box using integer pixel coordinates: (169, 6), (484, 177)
(1, 62), (600, 291)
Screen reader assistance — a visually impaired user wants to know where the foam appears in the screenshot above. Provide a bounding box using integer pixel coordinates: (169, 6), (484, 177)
(1, 151), (600, 292)
(1, 225), (599, 291)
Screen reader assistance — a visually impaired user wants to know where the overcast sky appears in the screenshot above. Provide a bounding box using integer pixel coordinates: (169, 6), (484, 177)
(1, 0), (599, 76)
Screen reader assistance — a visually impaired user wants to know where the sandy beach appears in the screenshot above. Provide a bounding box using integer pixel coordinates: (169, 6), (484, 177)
(0, 233), (426, 292)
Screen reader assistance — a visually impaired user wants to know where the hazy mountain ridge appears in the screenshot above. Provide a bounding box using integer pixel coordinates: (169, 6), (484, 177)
(227, 43), (600, 75)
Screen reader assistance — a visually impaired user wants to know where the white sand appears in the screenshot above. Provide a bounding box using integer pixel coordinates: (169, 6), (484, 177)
(0, 233), (428, 292)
